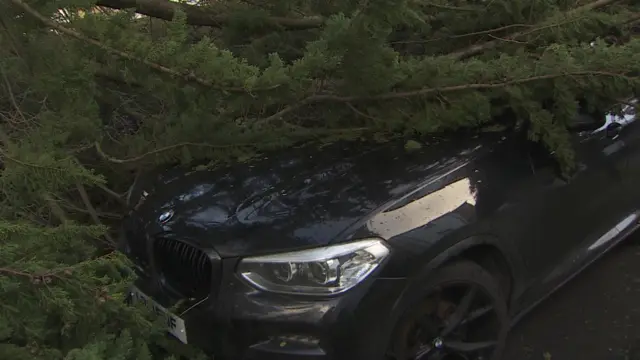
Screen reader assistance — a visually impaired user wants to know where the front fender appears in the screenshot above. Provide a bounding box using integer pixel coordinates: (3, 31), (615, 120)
(371, 234), (522, 354)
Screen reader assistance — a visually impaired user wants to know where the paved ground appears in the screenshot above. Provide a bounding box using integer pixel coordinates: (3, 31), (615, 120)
(504, 236), (640, 360)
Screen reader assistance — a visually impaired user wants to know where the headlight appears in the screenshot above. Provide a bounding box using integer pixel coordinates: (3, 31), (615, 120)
(237, 239), (389, 295)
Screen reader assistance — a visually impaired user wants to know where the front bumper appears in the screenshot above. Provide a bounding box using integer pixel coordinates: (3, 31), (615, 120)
(131, 259), (406, 360)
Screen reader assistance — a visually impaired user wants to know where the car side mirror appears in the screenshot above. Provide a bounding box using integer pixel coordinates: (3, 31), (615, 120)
(605, 122), (623, 139)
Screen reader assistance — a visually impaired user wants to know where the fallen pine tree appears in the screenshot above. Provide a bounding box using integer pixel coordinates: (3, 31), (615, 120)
(0, 0), (638, 359)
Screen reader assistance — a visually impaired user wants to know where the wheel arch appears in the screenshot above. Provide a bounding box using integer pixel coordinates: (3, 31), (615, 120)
(452, 244), (514, 304)
(390, 234), (522, 318)
(382, 236), (518, 360)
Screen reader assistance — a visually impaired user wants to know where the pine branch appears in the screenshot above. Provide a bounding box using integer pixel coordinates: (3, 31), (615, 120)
(8, 0), (277, 93)
(390, 24), (534, 46)
(0, 252), (117, 282)
(0, 66), (28, 125)
(94, 141), (253, 164)
(95, 0), (324, 29)
(487, 33), (529, 44)
(55, 197), (122, 219)
(625, 12), (640, 25)
(258, 71), (637, 124)
(421, 1), (476, 12)
(451, 0), (624, 59)
(346, 102), (385, 122)
(0, 267), (35, 278)
(12, 0), (630, 79)
(42, 193), (70, 224)
(0, 69), (17, 150)
(0, 148), (69, 172)
(94, 126), (371, 164)
(75, 182), (117, 247)
(95, 183), (127, 207)
(0, 15), (25, 62)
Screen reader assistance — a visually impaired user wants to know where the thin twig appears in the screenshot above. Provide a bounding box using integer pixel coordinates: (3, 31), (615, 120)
(517, 16), (587, 38)
(0, 122), (13, 148)
(0, 15), (24, 60)
(55, 198), (122, 219)
(42, 193), (70, 224)
(257, 71), (637, 124)
(95, 183), (127, 207)
(75, 182), (117, 247)
(624, 13), (640, 25)
(0, 66), (27, 124)
(0, 267), (34, 278)
(391, 24), (534, 45)
(346, 102), (385, 122)
(0, 252), (118, 281)
(487, 33), (529, 44)
(95, 126), (371, 164)
(0, 148), (69, 172)
(451, 0), (623, 59)
(257, 97), (319, 124)
(422, 1), (477, 11)
(94, 141), (255, 164)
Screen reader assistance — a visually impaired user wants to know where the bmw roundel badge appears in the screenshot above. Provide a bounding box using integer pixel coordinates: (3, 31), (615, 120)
(158, 209), (174, 223)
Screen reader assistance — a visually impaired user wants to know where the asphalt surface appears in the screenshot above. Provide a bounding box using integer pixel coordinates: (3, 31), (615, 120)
(503, 235), (640, 360)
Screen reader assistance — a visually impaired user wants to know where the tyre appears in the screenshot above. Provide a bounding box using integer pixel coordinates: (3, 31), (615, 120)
(387, 260), (509, 360)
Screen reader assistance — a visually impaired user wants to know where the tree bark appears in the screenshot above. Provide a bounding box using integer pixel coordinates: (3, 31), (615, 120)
(95, 0), (324, 29)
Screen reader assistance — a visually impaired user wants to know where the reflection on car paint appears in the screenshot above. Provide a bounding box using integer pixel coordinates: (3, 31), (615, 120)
(367, 176), (477, 240)
(588, 212), (639, 251)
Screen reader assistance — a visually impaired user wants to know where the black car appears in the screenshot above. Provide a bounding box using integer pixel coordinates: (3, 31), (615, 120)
(120, 101), (639, 360)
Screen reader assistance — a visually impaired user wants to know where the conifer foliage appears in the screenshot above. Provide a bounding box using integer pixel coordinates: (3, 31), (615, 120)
(0, 0), (638, 359)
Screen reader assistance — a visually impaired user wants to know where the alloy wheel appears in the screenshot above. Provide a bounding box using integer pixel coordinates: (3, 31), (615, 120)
(389, 267), (508, 360)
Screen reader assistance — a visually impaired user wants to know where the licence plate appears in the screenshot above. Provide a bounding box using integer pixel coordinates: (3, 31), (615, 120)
(129, 286), (188, 344)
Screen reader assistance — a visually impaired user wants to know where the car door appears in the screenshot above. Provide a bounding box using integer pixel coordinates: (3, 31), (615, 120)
(492, 111), (627, 310)
(603, 99), (640, 214)
(560, 111), (638, 255)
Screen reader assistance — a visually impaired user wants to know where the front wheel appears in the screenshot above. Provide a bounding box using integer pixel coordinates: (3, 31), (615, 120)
(387, 260), (509, 360)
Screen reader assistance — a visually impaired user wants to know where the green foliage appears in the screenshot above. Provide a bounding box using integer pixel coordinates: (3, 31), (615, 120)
(0, 222), (168, 359)
(0, 0), (638, 359)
